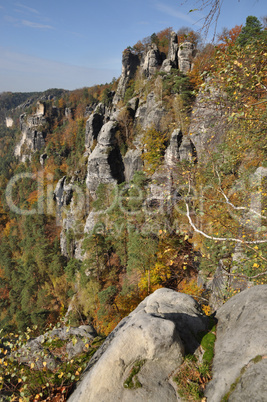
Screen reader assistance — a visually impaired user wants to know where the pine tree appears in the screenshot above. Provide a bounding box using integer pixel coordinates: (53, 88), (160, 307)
(236, 16), (263, 46)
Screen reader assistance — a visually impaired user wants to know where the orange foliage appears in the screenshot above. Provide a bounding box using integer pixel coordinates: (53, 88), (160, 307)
(75, 103), (85, 119)
(189, 44), (215, 88)
(157, 27), (173, 54)
(58, 98), (65, 109)
(217, 25), (242, 51)
(3, 218), (16, 237)
(27, 190), (39, 206)
(178, 30), (199, 46)
(45, 219), (61, 243)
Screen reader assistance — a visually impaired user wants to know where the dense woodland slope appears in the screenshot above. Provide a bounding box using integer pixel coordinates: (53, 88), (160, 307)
(0, 17), (266, 400)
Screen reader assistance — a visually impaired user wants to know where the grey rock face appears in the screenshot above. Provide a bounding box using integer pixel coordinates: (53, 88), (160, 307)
(85, 112), (104, 149)
(127, 96), (139, 113)
(135, 91), (165, 131)
(164, 128), (183, 166)
(65, 107), (74, 118)
(14, 112), (48, 161)
(205, 285), (267, 402)
(161, 31), (179, 72)
(5, 117), (13, 127)
(86, 121), (124, 196)
(123, 148), (143, 182)
(206, 260), (230, 311)
(179, 136), (197, 161)
(178, 42), (195, 73)
(142, 44), (163, 78)
(60, 193), (87, 259)
(17, 339), (58, 371)
(168, 31), (179, 68)
(68, 288), (208, 402)
(160, 58), (174, 73)
(187, 81), (228, 163)
(16, 324), (97, 369)
(228, 358), (267, 402)
(54, 176), (73, 208)
(84, 211), (100, 233)
(84, 104), (95, 117)
(54, 176), (87, 258)
(40, 152), (48, 166)
(113, 50), (140, 104)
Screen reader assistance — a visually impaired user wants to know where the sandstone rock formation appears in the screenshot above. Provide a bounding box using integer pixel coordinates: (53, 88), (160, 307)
(184, 80), (228, 163)
(142, 43), (164, 78)
(68, 288), (208, 402)
(179, 135), (197, 161)
(123, 148), (143, 182)
(54, 176), (73, 209)
(65, 107), (74, 119)
(14, 112), (47, 161)
(54, 176), (86, 258)
(15, 324), (97, 371)
(5, 117), (13, 128)
(113, 50), (140, 104)
(135, 91), (165, 131)
(85, 112), (104, 149)
(178, 42), (195, 73)
(36, 101), (45, 116)
(86, 121), (125, 196)
(161, 31), (179, 72)
(161, 33), (195, 74)
(164, 128), (183, 167)
(205, 285), (267, 401)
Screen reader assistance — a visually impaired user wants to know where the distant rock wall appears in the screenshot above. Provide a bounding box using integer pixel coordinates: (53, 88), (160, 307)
(14, 113), (48, 161)
(5, 117), (13, 127)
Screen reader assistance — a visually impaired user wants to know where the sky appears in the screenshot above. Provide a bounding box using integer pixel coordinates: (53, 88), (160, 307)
(0, 0), (266, 93)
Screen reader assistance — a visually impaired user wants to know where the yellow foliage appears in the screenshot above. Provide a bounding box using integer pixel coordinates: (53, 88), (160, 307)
(141, 127), (167, 174)
(178, 278), (202, 299)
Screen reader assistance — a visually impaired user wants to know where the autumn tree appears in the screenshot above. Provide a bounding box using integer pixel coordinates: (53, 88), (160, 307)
(141, 127), (167, 174)
(177, 27), (202, 47)
(217, 25), (242, 50)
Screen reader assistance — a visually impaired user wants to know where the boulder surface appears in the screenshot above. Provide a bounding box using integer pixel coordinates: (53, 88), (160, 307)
(205, 285), (267, 401)
(68, 288), (208, 402)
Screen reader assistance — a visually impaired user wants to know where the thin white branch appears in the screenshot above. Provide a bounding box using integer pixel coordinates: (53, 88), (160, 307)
(219, 188), (246, 211)
(215, 168), (266, 221)
(218, 188), (267, 220)
(185, 202), (267, 244)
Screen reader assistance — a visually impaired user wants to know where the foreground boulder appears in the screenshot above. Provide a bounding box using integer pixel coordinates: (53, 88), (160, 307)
(68, 285), (267, 401)
(68, 288), (208, 402)
(205, 285), (267, 401)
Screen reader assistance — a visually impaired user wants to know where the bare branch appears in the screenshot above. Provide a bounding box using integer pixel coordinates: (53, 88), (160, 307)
(181, 0), (224, 40)
(214, 167), (267, 221)
(185, 202), (267, 244)
(218, 188), (267, 220)
(221, 265), (267, 280)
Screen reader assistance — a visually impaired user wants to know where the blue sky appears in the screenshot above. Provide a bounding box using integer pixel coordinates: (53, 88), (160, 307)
(0, 0), (266, 92)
